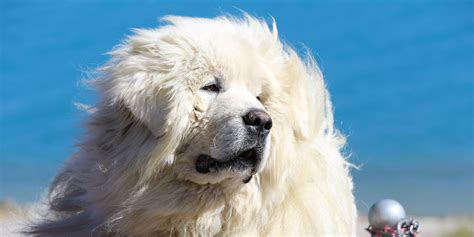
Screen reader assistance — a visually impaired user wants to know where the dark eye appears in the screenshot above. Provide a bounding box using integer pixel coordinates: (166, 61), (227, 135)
(256, 96), (261, 101)
(201, 84), (220, 93)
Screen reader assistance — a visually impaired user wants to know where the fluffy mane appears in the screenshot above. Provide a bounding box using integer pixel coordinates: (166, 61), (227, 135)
(27, 15), (356, 236)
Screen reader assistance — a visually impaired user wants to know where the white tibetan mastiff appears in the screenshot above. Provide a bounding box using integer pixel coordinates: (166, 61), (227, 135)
(28, 15), (356, 236)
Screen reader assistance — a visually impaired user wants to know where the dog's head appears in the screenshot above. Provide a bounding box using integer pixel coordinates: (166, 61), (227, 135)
(95, 15), (322, 188)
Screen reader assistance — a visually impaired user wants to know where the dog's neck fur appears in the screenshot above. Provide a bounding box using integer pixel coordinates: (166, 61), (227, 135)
(120, 178), (269, 236)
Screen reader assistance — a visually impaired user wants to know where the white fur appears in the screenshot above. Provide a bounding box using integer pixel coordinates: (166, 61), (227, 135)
(25, 14), (357, 236)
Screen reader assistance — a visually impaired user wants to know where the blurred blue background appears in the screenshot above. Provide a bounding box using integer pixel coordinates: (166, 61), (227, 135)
(1, 0), (473, 215)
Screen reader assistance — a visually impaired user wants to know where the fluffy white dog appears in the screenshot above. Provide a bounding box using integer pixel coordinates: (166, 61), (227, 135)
(27, 15), (356, 236)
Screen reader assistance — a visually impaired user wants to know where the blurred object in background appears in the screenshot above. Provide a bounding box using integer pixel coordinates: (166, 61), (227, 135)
(367, 199), (420, 237)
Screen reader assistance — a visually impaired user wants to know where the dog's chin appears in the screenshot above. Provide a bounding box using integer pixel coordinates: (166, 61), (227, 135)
(190, 147), (266, 185)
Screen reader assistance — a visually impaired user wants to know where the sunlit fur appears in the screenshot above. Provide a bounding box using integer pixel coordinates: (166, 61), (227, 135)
(27, 15), (356, 236)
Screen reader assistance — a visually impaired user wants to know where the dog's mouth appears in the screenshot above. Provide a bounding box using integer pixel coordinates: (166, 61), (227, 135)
(195, 148), (260, 183)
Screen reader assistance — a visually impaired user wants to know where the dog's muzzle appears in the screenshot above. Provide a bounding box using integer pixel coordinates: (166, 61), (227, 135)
(195, 109), (272, 183)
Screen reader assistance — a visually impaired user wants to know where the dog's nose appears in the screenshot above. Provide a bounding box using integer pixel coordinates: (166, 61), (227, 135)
(243, 109), (273, 131)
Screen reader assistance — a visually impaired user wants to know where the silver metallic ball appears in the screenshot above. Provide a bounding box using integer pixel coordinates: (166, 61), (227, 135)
(368, 199), (406, 229)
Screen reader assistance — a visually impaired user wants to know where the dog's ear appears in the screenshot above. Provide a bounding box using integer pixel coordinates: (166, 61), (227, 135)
(97, 29), (194, 139)
(278, 50), (327, 140)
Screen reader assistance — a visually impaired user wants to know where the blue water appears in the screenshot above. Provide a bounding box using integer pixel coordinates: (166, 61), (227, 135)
(1, 1), (473, 215)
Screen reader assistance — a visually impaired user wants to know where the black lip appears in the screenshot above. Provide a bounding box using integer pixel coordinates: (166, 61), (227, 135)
(242, 175), (253, 183)
(195, 147), (261, 174)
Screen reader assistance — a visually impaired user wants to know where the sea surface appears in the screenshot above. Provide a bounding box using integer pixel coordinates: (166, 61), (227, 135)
(1, 0), (473, 215)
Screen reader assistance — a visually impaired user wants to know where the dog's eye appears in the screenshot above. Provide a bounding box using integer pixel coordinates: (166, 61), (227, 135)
(201, 84), (220, 93)
(256, 96), (261, 101)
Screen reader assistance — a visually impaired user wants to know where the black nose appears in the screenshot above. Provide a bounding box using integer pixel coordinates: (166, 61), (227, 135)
(243, 109), (273, 131)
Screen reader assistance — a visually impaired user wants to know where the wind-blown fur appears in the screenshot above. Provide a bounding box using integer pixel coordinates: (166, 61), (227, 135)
(27, 15), (356, 236)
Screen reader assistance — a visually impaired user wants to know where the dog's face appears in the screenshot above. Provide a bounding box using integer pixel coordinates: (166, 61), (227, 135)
(105, 19), (283, 186)
(174, 41), (274, 185)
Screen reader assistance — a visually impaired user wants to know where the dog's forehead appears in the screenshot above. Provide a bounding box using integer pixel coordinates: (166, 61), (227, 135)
(188, 38), (268, 89)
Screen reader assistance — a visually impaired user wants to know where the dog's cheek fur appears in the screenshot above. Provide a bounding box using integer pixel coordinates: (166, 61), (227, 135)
(97, 31), (198, 181)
